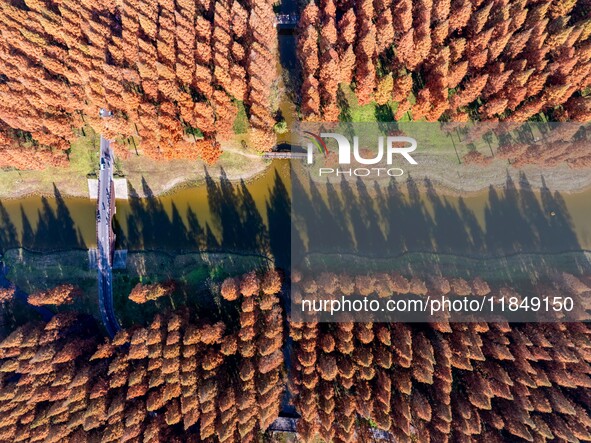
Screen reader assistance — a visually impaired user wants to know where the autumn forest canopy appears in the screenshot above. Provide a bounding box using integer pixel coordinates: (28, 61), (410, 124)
(297, 0), (591, 122)
(0, 270), (590, 442)
(0, 0), (591, 442)
(0, 0), (589, 169)
(0, 271), (285, 443)
(0, 0), (278, 169)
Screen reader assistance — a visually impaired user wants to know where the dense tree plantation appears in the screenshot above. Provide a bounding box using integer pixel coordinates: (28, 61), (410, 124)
(456, 121), (591, 168)
(0, 0), (277, 169)
(291, 271), (591, 441)
(0, 0), (591, 440)
(291, 320), (591, 443)
(0, 271), (284, 442)
(0, 269), (590, 441)
(297, 0), (591, 123)
(0, 0), (591, 170)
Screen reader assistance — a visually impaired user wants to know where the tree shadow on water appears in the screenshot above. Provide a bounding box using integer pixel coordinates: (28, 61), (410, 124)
(267, 169), (293, 270)
(292, 170), (588, 277)
(0, 201), (18, 252)
(206, 168), (270, 255)
(118, 169), (293, 261)
(0, 184), (86, 252)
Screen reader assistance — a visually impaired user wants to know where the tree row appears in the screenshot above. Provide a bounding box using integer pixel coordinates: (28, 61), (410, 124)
(0, 0), (278, 170)
(297, 0), (591, 123)
(0, 270), (284, 442)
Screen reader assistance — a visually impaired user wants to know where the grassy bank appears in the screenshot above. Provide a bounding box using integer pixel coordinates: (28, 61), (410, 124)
(3, 120), (591, 200)
(300, 250), (591, 283)
(113, 250), (271, 327)
(2, 249), (98, 319)
(0, 131), (271, 200)
(2, 248), (271, 329)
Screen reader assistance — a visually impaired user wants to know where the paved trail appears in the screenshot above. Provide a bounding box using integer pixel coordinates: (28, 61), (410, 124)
(97, 136), (121, 338)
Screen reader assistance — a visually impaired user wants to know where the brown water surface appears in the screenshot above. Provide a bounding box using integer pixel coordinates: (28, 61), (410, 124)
(0, 161), (590, 255)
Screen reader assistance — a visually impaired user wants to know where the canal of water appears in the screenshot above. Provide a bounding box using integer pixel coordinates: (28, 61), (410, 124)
(0, 161), (289, 252)
(0, 162), (590, 256)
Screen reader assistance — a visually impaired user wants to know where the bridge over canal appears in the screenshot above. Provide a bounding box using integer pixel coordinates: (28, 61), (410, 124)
(96, 135), (121, 338)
